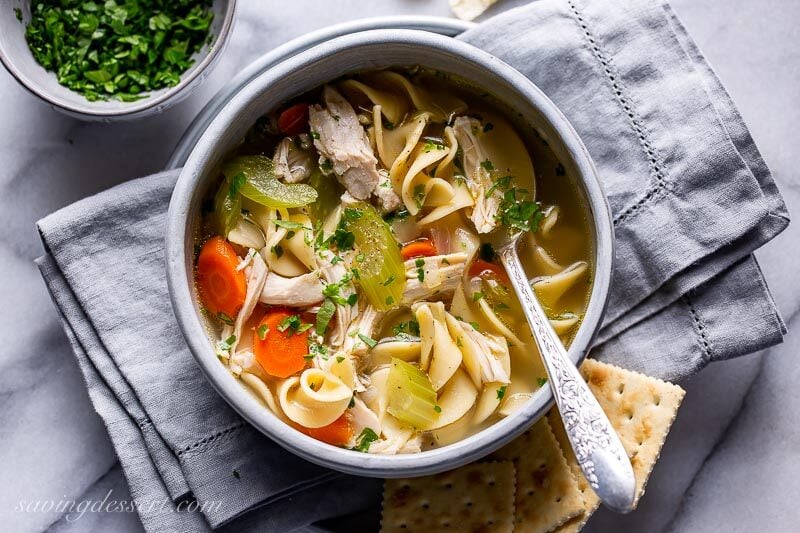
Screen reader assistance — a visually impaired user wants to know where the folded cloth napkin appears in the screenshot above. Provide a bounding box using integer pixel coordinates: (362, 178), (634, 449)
(35, 0), (788, 530)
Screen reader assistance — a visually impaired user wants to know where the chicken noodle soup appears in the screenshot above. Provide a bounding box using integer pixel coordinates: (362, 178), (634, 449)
(194, 68), (593, 453)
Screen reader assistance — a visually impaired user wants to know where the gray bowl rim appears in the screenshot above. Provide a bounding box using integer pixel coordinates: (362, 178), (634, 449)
(0, 0), (236, 118)
(166, 29), (614, 478)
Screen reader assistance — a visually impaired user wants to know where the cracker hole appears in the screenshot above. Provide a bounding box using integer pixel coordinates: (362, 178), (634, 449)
(618, 385), (625, 394)
(465, 501), (473, 507)
(421, 502), (429, 509)
(489, 480), (495, 487)
(527, 490), (534, 496)
(444, 483), (452, 489)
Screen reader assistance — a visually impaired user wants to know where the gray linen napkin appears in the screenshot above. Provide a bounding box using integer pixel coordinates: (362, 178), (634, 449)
(35, 0), (788, 530)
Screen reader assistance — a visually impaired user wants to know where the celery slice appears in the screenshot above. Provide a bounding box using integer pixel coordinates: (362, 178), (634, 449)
(223, 155), (317, 208)
(213, 177), (241, 237)
(386, 358), (440, 430)
(347, 203), (406, 311)
(308, 169), (343, 227)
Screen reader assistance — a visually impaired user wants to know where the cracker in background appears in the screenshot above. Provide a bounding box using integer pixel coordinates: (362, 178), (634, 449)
(492, 417), (584, 532)
(381, 461), (515, 532)
(449, 0), (499, 21)
(550, 358), (686, 532)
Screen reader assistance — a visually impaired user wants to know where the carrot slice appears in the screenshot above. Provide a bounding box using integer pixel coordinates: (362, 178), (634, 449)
(253, 309), (310, 378)
(196, 236), (247, 319)
(400, 238), (438, 260)
(468, 259), (510, 284)
(297, 414), (352, 446)
(278, 103), (310, 136)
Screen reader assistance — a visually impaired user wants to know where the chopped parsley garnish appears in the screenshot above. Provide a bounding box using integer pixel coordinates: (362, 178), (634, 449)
(537, 377), (549, 387)
(422, 137), (446, 152)
(383, 275), (396, 286)
(385, 296), (394, 306)
(480, 159), (494, 171)
(277, 314), (312, 336)
(216, 312), (234, 326)
(384, 208), (411, 223)
(498, 187), (544, 233)
(316, 298), (336, 335)
(358, 333), (378, 349)
(216, 334), (236, 353)
(336, 355), (345, 363)
(413, 184), (425, 208)
(306, 341), (328, 360)
(273, 219), (309, 230)
(434, 405), (442, 413)
(469, 321), (480, 331)
(23, 0), (214, 102)
(486, 175), (513, 197)
(393, 320), (420, 337)
(228, 173), (246, 199)
(483, 122), (494, 133)
(256, 324), (269, 341)
(352, 428), (380, 452)
(271, 244), (284, 258)
(320, 158), (334, 172)
(310, 131), (320, 139)
(322, 276), (357, 307)
(496, 385), (507, 400)
(473, 291), (484, 302)
(415, 258), (425, 282)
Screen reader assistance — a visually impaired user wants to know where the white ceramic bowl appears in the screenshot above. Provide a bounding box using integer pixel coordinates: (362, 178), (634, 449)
(166, 29), (614, 478)
(0, 0), (236, 121)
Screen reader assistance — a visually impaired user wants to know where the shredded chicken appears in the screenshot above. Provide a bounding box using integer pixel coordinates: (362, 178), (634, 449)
(228, 251), (269, 354)
(401, 253), (467, 305)
(452, 116), (501, 233)
(374, 169), (403, 214)
(273, 137), (314, 183)
(309, 86), (381, 199)
(259, 271), (324, 307)
(318, 249), (359, 348)
(343, 305), (383, 358)
(459, 321), (511, 384)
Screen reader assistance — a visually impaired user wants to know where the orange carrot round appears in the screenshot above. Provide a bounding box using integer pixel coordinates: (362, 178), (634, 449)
(253, 309), (310, 378)
(468, 259), (510, 284)
(400, 238), (438, 260)
(196, 236), (247, 319)
(297, 414), (352, 446)
(278, 103), (310, 136)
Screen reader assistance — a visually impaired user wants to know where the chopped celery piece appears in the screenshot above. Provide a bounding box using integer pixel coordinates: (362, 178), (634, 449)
(213, 178), (241, 237)
(223, 155), (317, 208)
(386, 358), (440, 430)
(308, 169), (343, 227)
(347, 203), (405, 311)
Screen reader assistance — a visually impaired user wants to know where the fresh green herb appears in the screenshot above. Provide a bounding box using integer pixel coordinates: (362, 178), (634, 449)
(433, 405), (442, 413)
(330, 255), (343, 265)
(486, 175), (513, 197)
(277, 314), (311, 336)
(479, 243), (496, 262)
(350, 268), (361, 280)
(473, 291), (484, 302)
(441, 258), (450, 266)
(496, 385), (507, 400)
(306, 341), (328, 361)
(24, 0), (214, 101)
(257, 324), (269, 341)
(316, 298), (336, 335)
(14, 8), (22, 22)
(352, 428), (380, 452)
(216, 312), (234, 326)
(228, 173), (246, 199)
(320, 158), (334, 172)
(310, 131), (320, 140)
(483, 122), (494, 133)
(469, 321), (480, 331)
(358, 333), (378, 349)
(456, 336), (463, 347)
(343, 207), (364, 221)
(480, 159), (494, 171)
(384, 208), (410, 223)
(537, 376), (549, 387)
(356, 252), (366, 262)
(385, 296), (394, 306)
(347, 293), (358, 306)
(348, 394), (356, 409)
(273, 219), (309, 230)
(415, 257), (425, 282)
(336, 355), (345, 363)
(413, 184), (425, 208)
(383, 275), (396, 286)
(498, 187), (544, 233)
(422, 138), (445, 152)
(393, 320), (420, 337)
(216, 334), (236, 353)
(271, 244), (284, 258)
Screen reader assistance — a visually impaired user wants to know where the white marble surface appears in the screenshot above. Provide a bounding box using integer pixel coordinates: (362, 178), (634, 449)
(0, 0), (797, 531)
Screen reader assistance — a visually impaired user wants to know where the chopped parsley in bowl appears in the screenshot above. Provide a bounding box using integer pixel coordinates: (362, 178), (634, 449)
(0, 0), (236, 120)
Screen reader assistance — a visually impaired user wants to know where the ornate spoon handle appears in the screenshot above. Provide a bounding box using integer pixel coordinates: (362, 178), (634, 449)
(498, 237), (636, 513)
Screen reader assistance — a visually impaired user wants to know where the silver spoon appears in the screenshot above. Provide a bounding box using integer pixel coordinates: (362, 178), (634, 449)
(497, 232), (636, 513)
